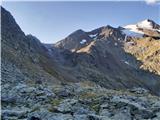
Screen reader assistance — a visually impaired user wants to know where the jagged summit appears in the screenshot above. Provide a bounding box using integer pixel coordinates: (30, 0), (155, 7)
(123, 19), (160, 38)
(71, 29), (85, 34)
(87, 25), (116, 35)
(55, 25), (123, 51)
(137, 19), (160, 29)
(124, 19), (160, 29)
(55, 19), (159, 52)
(55, 29), (92, 51)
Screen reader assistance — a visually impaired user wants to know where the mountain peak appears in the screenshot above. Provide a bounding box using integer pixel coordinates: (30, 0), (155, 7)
(123, 19), (160, 38)
(1, 7), (25, 36)
(137, 19), (156, 29)
(142, 19), (153, 22)
(138, 19), (160, 30)
(71, 29), (85, 35)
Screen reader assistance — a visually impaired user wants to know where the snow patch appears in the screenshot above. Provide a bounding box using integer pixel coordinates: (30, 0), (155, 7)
(123, 24), (144, 34)
(124, 61), (129, 65)
(89, 33), (98, 38)
(80, 39), (87, 44)
(123, 23), (145, 38)
(137, 19), (153, 29)
(114, 42), (118, 46)
(109, 32), (113, 35)
(157, 29), (160, 32)
(121, 60), (130, 65)
(122, 29), (143, 38)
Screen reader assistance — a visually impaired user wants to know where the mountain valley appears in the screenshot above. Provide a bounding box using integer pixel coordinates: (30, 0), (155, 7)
(1, 7), (160, 120)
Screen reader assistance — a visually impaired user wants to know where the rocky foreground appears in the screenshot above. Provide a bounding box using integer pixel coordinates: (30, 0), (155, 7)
(2, 81), (160, 120)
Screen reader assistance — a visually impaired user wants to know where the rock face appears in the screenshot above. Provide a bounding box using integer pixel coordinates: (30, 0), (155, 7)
(55, 29), (93, 51)
(1, 6), (160, 120)
(2, 81), (160, 120)
(52, 19), (160, 95)
(124, 37), (160, 75)
(1, 6), (63, 85)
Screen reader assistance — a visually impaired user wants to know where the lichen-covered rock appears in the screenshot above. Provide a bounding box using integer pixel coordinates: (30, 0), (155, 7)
(2, 82), (160, 120)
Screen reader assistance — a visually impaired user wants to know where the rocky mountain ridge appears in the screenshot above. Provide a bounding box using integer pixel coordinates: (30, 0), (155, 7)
(1, 6), (160, 120)
(48, 19), (160, 95)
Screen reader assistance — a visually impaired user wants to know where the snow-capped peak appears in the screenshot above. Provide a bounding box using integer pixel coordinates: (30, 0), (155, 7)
(137, 19), (154, 29)
(122, 19), (160, 38)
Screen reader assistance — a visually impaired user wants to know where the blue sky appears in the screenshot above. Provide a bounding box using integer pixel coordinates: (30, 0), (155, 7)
(2, 1), (160, 43)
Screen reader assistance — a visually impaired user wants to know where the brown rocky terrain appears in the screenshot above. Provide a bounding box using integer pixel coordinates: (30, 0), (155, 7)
(124, 37), (160, 75)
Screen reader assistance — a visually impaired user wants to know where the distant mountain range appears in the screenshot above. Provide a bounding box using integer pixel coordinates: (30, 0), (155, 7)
(1, 6), (160, 120)
(46, 18), (160, 94)
(2, 6), (160, 94)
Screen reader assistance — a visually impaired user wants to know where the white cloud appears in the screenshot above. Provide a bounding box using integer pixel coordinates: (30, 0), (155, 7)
(145, 0), (158, 5)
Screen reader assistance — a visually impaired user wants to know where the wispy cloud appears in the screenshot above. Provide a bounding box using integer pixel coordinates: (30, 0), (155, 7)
(145, 0), (159, 5)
